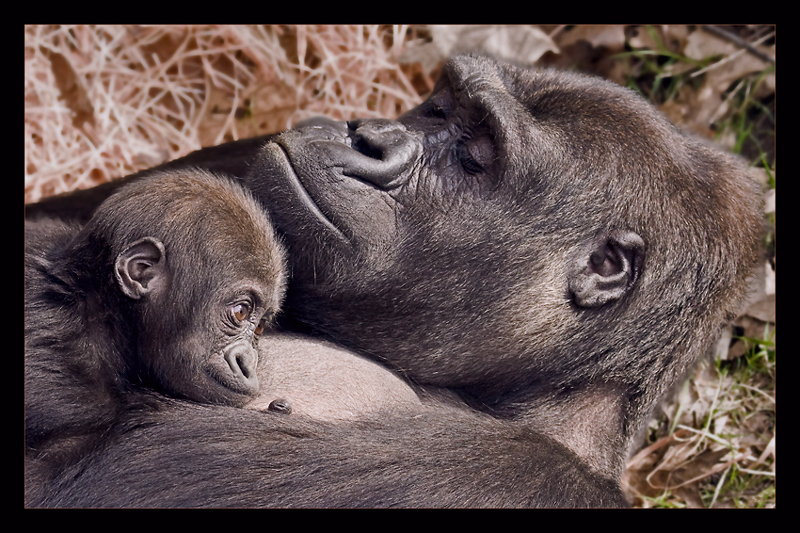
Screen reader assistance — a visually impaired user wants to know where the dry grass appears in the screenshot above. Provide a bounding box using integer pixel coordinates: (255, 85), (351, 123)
(24, 24), (775, 508)
(623, 326), (775, 508)
(25, 25), (430, 202)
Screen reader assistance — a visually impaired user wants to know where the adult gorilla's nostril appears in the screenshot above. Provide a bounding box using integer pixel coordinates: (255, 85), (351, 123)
(341, 119), (422, 189)
(347, 119), (410, 155)
(348, 123), (384, 161)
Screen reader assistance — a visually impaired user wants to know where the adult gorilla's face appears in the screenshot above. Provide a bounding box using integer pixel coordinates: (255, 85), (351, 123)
(245, 55), (549, 388)
(242, 54), (759, 394)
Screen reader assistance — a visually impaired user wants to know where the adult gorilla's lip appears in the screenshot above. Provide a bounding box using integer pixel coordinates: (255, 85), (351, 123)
(271, 141), (351, 244)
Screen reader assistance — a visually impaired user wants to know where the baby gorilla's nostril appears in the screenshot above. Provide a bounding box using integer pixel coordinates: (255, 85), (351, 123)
(236, 353), (253, 379)
(225, 347), (256, 378)
(233, 355), (250, 378)
(222, 344), (259, 396)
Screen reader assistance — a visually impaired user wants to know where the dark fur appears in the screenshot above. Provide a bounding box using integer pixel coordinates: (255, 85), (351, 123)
(25, 55), (763, 507)
(29, 397), (628, 508)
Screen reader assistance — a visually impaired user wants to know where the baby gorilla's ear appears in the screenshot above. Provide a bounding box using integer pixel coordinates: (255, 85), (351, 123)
(115, 237), (168, 300)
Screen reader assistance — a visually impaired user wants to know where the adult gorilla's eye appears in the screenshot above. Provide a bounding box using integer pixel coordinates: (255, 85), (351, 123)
(231, 303), (251, 323)
(420, 92), (451, 122)
(455, 140), (484, 174)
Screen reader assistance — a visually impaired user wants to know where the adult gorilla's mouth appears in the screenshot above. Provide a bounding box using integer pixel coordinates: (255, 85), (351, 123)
(269, 139), (351, 244)
(251, 116), (416, 252)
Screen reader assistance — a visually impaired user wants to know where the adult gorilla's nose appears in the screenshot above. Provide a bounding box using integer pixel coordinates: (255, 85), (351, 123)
(344, 119), (422, 189)
(286, 117), (422, 190)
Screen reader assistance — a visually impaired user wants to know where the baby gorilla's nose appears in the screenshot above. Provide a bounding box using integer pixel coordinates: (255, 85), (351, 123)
(223, 343), (260, 395)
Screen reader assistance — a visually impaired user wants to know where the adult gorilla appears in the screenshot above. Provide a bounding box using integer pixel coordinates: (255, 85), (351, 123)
(25, 54), (763, 507)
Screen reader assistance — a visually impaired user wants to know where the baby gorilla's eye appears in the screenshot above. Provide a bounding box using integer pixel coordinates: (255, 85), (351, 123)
(254, 316), (270, 337)
(231, 303), (251, 323)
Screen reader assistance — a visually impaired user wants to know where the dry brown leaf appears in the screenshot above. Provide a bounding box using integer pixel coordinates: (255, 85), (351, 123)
(401, 25), (558, 73)
(626, 25), (667, 51)
(682, 29), (774, 130)
(745, 294), (776, 324)
(557, 25), (626, 52)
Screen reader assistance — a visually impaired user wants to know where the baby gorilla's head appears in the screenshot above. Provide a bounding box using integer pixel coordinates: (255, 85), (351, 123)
(92, 170), (286, 406)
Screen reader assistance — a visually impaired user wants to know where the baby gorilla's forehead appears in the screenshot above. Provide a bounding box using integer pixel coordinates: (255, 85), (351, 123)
(204, 207), (286, 288)
(190, 246), (286, 310)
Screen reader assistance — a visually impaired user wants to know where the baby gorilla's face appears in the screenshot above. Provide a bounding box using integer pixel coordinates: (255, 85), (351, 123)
(196, 296), (273, 403)
(142, 267), (284, 407)
(109, 171), (288, 407)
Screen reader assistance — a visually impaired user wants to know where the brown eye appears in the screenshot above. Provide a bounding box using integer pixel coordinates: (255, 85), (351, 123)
(254, 316), (269, 337)
(232, 303), (251, 323)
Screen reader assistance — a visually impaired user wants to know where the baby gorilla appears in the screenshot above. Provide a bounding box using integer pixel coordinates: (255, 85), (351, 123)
(25, 169), (286, 471)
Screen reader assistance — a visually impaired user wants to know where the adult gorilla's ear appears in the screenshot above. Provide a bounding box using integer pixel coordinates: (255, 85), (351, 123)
(569, 230), (645, 308)
(115, 237), (168, 300)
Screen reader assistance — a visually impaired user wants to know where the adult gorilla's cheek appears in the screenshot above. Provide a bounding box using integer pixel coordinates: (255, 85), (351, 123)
(278, 120), (415, 241)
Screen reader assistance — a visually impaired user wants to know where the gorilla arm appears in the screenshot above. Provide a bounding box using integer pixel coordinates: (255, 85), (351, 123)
(29, 399), (629, 508)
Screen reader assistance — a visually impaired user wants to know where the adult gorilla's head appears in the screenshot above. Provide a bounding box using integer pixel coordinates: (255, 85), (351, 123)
(244, 54), (762, 430)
